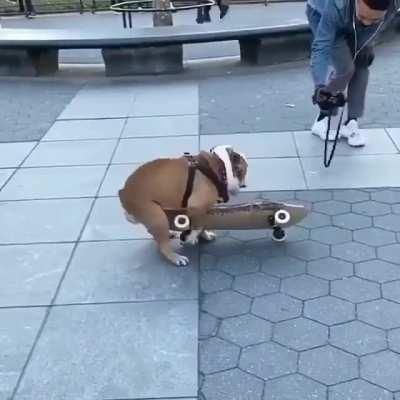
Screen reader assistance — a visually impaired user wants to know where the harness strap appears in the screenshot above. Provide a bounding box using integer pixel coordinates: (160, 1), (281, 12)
(181, 155), (197, 208)
(181, 153), (229, 208)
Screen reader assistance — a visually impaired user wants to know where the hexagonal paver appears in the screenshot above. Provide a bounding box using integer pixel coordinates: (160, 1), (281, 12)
(201, 270), (233, 294)
(233, 273), (279, 297)
(354, 228), (396, 247)
(308, 257), (353, 281)
(283, 226), (310, 242)
(200, 337), (240, 374)
(202, 290), (251, 318)
(200, 312), (218, 339)
(286, 240), (329, 261)
(332, 242), (375, 263)
(304, 296), (355, 326)
(374, 214), (400, 232)
(274, 317), (328, 351)
(252, 293), (302, 322)
(358, 299), (400, 329)
(330, 321), (386, 356)
(378, 244), (400, 264)
(216, 254), (260, 276)
(388, 328), (400, 353)
(329, 379), (392, 400)
(299, 345), (358, 385)
(372, 189), (400, 204)
(333, 213), (372, 230)
(382, 281), (400, 303)
(333, 189), (369, 203)
(393, 204), (400, 214)
(202, 368), (264, 400)
(261, 256), (306, 278)
(310, 226), (351, 245)
(240, 342), (297, 380)
(331, 277), (380, 303)
(353, 201), (391, 217)
(356, 260), (400, 283)
(296, 190), (331, 202)
(219, 314), (272, 347)
(361, 350), (400, 391)
(298, 212), (331, 229)
(264, 374), (327, 400)
(281, 274), (328, 300)
(201, 253), (218, 270)
(313, 200), (350, 216)
(203, 237), (244, 257)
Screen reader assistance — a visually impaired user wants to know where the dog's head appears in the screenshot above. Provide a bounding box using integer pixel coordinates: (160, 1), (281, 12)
(210, 145), (248, 195)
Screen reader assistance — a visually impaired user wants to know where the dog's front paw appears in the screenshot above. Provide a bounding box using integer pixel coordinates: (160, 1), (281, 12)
(173, 254), (189, 267)
(201, 230), (216, 242)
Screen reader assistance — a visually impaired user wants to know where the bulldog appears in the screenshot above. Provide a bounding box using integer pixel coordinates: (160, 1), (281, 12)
(118, 145), (248, 266)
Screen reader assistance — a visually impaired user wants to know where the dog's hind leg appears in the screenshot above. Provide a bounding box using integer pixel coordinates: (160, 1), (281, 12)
(133, 202), (189, 267)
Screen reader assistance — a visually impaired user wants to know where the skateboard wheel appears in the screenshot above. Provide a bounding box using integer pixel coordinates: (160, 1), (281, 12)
(274, 209), (290, 225)
(174, 214), (190, 230)
(272, 227), (286, 242)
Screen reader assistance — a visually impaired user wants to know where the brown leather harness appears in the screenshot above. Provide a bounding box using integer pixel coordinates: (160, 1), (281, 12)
(181, 152), (229, 208)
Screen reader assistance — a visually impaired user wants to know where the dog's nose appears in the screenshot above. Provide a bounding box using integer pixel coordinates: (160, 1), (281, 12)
(240, 184), (247, 188)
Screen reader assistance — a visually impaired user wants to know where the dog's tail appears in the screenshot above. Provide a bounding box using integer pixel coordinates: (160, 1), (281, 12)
(119, 188), (139, 224)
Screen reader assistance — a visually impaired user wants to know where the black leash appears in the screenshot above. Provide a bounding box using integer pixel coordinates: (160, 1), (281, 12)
(324, 106), (345, 168)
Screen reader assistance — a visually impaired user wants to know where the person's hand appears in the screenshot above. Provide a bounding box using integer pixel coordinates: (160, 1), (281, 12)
(312, 86), (346, 111)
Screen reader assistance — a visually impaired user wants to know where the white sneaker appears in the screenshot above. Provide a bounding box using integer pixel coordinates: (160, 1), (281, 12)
(311, 116), (340, 141)
(341, 119), (366, 147)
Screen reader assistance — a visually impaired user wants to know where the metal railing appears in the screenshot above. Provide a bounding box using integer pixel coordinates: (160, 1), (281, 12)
(0, 0), (303, 15)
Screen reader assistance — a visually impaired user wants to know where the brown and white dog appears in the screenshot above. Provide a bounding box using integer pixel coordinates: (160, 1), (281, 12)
(118, 145), (248, 266)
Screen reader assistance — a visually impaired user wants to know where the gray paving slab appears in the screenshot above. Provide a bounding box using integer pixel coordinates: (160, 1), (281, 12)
(56, 240), (198, 304)
(42, 118), (126, 141)
(58, 82), (135, 119)
(81, 197), (151, 240)
(244, 158), (306, 191)
(112, 136), (198, 164)
(0, 168), (14, 188)
(131, 82), (198, 117)
(22, 139), (117, 167)
(0, 308), (46, 400)
(0, 243), (73, 307)
(0, 165), (106, 200)
(123, 115), (199, 138)
(0, 142), (36, 168)
(0, 79), (83, 142)
(0, 198), (92, 244)
(294, 129), (398, 157)
(200, 132), (297, 159)
(302, 155), (400, 189)
(14, 302), (198, 400)
(386, 128), (400, 151)
(99, 163), (138, 197)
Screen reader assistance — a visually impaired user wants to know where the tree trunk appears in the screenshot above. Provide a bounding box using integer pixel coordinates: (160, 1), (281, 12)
(152, 0), (173, 26)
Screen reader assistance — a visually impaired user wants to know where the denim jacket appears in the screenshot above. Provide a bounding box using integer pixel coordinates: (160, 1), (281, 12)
(307, 0), (400, 86)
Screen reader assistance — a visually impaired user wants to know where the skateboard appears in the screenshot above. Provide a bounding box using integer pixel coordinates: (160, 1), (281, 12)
(164, 200), (309, 242)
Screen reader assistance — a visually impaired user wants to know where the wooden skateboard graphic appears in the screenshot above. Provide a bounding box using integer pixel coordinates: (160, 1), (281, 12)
(164, 200), (309, 242)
